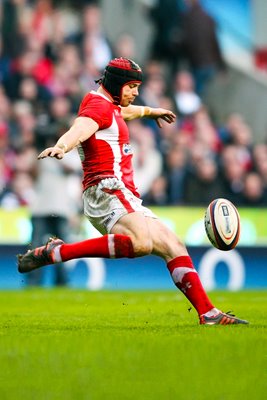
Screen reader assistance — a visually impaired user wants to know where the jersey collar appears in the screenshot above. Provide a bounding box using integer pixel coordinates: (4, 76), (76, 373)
(90, 90), (113, 103)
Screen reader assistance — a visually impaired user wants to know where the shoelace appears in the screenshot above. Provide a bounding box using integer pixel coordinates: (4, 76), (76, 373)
(225, 311), (235, 317)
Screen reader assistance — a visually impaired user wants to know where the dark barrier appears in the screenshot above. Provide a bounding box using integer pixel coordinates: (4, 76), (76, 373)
(1, 245), (267, 290)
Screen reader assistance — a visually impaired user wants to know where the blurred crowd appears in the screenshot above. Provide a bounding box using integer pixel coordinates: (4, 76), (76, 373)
(0, 0), (267, 216)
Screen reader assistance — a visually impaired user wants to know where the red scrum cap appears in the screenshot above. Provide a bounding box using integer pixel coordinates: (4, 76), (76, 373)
(98, 57), (143, 105)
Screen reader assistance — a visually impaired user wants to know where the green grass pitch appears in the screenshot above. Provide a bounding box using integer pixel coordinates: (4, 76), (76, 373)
(0, 289), (266, 400)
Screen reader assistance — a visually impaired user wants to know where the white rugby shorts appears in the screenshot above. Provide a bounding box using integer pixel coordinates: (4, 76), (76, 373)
(82, 178), (157, 234)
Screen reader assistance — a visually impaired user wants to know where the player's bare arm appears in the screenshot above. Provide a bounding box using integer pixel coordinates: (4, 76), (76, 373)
(121, 105), (176, 128)
(38, 117), (99, 160)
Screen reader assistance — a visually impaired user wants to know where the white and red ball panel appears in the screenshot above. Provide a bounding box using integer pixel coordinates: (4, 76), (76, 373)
(204, 198), (240, 251)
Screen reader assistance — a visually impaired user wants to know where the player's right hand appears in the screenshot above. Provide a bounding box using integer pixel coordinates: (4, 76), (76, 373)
(38, 147), (65, 160)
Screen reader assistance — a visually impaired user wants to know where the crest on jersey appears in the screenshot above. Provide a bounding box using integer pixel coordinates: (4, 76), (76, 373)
(122, 143), (132, 155)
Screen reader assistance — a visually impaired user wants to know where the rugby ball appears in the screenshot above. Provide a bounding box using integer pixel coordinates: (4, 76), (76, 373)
(204, 198), (240, 251)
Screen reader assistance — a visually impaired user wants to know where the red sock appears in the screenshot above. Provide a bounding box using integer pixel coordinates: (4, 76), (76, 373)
(167, 256), (214, 315)
(59, 234), (134, 261)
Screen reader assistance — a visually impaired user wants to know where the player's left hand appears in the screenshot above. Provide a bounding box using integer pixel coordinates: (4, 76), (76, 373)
(150, 108), (176, 128)
(38, 146), (65, 160)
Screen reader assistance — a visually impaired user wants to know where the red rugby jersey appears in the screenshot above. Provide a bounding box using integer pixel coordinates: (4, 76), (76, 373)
(77, 91), (139, 197)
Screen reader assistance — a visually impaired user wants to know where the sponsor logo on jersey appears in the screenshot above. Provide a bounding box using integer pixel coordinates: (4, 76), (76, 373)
(122, 143), (132, 155)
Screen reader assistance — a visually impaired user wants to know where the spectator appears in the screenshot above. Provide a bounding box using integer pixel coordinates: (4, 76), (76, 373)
(143, 175), (168, 206)
(147, 0), (185, 72)
(240, 172), (267, 206)
(184, 156), (224, 205)
(165, 145), (187, 204)
(223, 112), (253, 170)
(3, 47), (53, 99)
(18, 76), (52, 114)
(113, 33), (137, 61)
(27, 130), (81, 286)
(68, 3), (113, 71)
(0, 171), (34, 209)
(35, 95), (73, 154)
(11, 100), (36, 149)
(173, 69), (202, 117)
(193, 107), (221, 154)
(1, 0), (26, 58)
(24, 0), (55, 49)
(182, 0), (226, 95)
(79, 57), (100, 95)
(220, 145), (246, 204)
(140, 72), (167, 108)
(57, 43), (83, 83)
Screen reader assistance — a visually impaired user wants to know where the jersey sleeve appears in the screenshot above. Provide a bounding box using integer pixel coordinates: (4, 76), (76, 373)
(78, 94), (112, 129)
